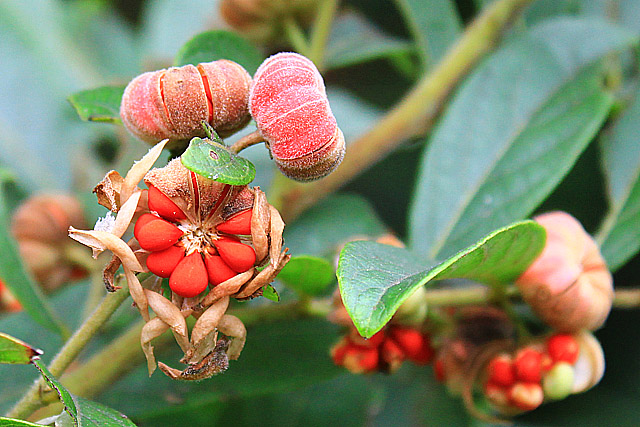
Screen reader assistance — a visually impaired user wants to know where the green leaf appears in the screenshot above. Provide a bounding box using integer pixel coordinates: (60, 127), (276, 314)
(0, 186), (69, 338)
(0, 418), (46, 427)
(180, 137), (256, 185)
(32, 358), (137, 427)
(67, 86), (124, 123)
(262, 284), (279, 302)
(174, 30), (263, 74)
(0, 332), (42, 364)
(338, 221), (545, 337)
(324, 11), (413, 70)
(284, 194), (388, 258)
(278, 256), (336, 296)
(394, 0), (462, 69)
(409, 18), (635, 260)
(598, 84), (640, 271)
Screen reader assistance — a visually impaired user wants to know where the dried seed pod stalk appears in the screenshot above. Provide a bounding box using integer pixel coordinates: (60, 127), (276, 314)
(516, 212), (614, 332)
(12, 194), (89, 291)
(121, 60), (252, 145)
(250, 52), (345, 181)
(220, 0), (321, 43)
(69, 141), (290, 380)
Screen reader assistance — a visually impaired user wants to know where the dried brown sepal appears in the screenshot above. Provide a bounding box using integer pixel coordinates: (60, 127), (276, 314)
(158, 337), (231, 381)
(125, 267), (149, 322)
(141, 317), (171, 376)
(251, 187), (271, 262)
(199, 268), (255, 308)
(186, 297), (231, 364)
(217, 315), (246, 360)
(93, 170), (124, 212)
(144, 289), (190, 353)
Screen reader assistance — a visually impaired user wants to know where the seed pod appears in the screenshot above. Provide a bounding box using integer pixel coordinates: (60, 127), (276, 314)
(250, 52), (345, 181)
(11, 194), (89, 291)
(120, 60), (252, 145)
(516, 212), (613, 332)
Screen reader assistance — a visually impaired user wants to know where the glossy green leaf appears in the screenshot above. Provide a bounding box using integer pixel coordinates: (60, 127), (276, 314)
(68, 86), (124, 123)
(325, 11), (413, 70)
(0, 332), (42, 364)
(278, 256), (336, 296)
(0, 186), (69, 338)
(394, 0), (461, 69)
(0, 418), (45, 427)
(181, 137), (256, 185)
(598, 84), (640, 271)
(174, 30), (263, 74)
(338, 221), (545, 337)
(33, 358), (137, 427)
(409, 18), (635, 260)
(284, 194), (387, 258)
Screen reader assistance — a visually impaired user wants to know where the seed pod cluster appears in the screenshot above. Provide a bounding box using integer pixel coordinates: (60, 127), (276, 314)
(250, 52), (345, 181)
(481, 332), (605, 415)
(120, 60), (252, 144)
(516, 212), (614, 332)
(331, 325), (434, 374)
(11, 194), (89, 291)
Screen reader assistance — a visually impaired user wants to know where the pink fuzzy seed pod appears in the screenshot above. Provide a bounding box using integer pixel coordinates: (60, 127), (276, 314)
(120, 60), (252, 145)
(249, 52), (345, 181)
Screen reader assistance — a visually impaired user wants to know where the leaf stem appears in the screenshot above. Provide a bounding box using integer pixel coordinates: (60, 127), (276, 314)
(228, 130), (266, 154)
(283, 16), (310, 55)
(270, 0), (536, 220)
(6, 282), (130, 420)
(308, 0), (340, 69)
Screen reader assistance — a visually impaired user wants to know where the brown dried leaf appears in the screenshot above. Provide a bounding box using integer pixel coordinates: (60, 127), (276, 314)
(94, 170), (124, 211)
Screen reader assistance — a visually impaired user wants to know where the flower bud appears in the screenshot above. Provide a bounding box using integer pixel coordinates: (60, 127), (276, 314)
(516, 212), (613, 332)
(120, 60), (251, 145)
(11, 194), (88, 291)
(249, 52), (345, 181)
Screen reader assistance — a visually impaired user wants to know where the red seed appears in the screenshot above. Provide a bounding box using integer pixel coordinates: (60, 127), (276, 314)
(146, 245), (185, 278)
(216, 209), (253, 235)
(508, 382), (544, 411)
(134, 213), (160, 237)
(169, 252), (208, 298)
(343, 345), (379, 374)
(487, 353), (516, 387)
(389, 327), (430, 363)
(434, 358), (446, 382)
(134, 217), (183, 252)
(547, 334), (579, 365)
(484, 382), (510, 407)
(365, 330), (386, 348)
(204, 253), (237, 285)
(148, 185), (186, 221)
(213, 236), (256, 273)
(514, 347), (543, 383)
(381, 338), (405, 366)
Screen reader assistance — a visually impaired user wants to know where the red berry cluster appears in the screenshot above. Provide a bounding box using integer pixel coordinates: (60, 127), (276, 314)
(483, 334), (580, 412)
(331, 326), (434, 374)
(134, 184), (256, 298)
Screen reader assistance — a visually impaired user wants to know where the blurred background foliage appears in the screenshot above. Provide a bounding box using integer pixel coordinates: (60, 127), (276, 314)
(1, 0), (640, 425)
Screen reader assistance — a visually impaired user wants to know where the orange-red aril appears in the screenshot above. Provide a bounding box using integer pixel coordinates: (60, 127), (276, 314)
(146, 245), (185, 278)
(169, 252), (208, 298)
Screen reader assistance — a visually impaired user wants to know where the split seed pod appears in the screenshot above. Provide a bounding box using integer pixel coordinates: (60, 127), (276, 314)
(249, 52), (345, 181)
(516, 212), (613, 332)
(120, 60), (252, 145)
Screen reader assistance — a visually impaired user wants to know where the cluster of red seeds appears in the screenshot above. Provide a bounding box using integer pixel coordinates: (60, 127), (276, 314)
(134, 185), (256, 298)
(331, 326), (434, 374)
(482, 334), (580, 412)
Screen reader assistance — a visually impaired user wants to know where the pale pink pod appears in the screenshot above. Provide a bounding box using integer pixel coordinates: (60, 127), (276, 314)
(120, 60), (252, 145)
(249, 52), (345, 181)
(516, 212), (613, 332)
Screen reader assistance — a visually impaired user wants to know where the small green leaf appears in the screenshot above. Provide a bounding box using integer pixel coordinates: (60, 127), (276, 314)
(67, 86), (125, 123)
(262, 284), (280, 302)
(32, 358), (137, 427)
(338, 221), (546, 337)
(0, 185), (70, 338)
(181, 137), (256, 185)
(0, 332), (42, 364)
(174, 30), (263, 74)
(0, 417), (46, 426)
(278, 256), (335, 296)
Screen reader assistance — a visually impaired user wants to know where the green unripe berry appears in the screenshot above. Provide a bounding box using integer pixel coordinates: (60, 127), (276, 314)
(543, 362), (574, 400)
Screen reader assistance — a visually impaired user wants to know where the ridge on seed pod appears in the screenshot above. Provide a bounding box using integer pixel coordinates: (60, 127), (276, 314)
(120, 60), (252, 145)
(249, 52), (346, 181)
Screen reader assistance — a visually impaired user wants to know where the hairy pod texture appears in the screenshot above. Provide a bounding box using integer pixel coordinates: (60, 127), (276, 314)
(120, 60), (252, 144)
(250, 52), (345, 181)
(516, 212), (613, 332)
